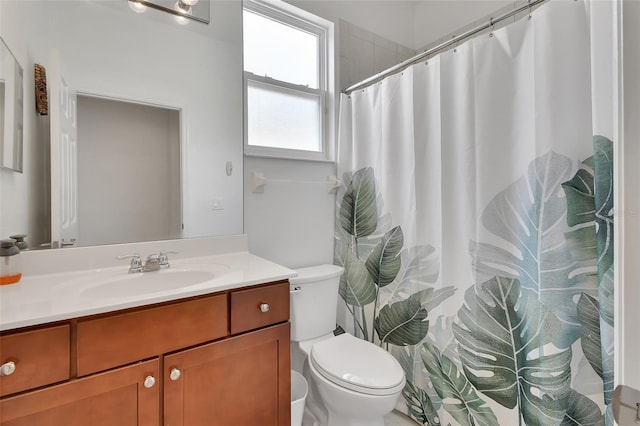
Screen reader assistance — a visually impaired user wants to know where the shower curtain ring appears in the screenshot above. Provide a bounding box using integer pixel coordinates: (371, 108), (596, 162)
(489, 17), (495, 37)
(528, 0), (533, 20)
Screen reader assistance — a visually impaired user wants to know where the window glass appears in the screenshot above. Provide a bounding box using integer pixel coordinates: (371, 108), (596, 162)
(247, 81), (321, 151)
(243, 10), (319, 89)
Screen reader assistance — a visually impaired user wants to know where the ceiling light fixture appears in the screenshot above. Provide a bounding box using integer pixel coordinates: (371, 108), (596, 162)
(128, 0), (209, 24)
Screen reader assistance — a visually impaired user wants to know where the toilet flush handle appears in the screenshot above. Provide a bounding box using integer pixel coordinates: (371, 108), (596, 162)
(290, 286), (302, 294)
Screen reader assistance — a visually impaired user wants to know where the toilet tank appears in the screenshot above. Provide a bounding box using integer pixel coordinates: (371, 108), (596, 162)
(289, 264), (344, 342)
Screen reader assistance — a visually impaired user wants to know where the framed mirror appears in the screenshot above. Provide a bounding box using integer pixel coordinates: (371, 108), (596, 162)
(0, 36), (24, 173)
(0, 0), (243, 249)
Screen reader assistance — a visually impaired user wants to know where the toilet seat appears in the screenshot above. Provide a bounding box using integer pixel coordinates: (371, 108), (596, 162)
(310, 334), (405, 396)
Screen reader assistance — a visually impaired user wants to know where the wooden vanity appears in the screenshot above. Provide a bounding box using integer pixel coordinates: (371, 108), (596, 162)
(0, 280), (291, 425)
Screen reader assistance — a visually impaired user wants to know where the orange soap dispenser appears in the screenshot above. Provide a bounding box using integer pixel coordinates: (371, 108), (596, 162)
(0, 239), (22, 285)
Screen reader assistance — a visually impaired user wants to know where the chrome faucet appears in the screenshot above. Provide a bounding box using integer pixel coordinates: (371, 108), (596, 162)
(158, 250), (178, 270)
(117, 250), (179, 273)
(116, 253), (143, 273)
(143, 254), (161, 272)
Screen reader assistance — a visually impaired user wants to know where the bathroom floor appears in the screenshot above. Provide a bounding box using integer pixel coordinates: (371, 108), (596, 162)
(384, 410), (420, 426)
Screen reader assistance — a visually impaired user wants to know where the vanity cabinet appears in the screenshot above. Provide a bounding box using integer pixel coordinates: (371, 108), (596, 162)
(0, 280), (291, 426)
(0, 360), (160, 426)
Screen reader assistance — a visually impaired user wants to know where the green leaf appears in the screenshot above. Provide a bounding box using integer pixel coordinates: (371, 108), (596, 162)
(375, 293), (429, 346)
(559, 390), (604, 426)
(453, 276), (572, 425)
(593, 136), (614, 279)
(338, 248), (376, 306)
(471, 151), (598, 347)
(366, 226), (403, 287)
(576, 287), (614, 405)
(600, 266), (614, 328)
(416, 287), (457, 312)
(577, 293), (604, 379)
(340, 167), (378, 238)
(421, 340), (498, 426)
(401, 245), (439, 285)
(402, 380), (442, 426)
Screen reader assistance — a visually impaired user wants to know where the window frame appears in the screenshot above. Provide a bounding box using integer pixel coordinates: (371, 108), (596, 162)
(243, 0), (335, 162)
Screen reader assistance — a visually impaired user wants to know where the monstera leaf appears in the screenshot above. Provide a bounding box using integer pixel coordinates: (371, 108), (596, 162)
(577, 288), (614, 405)
(338, 248), (376, 306)
(375, 293), (428, 346)
(453, 276), (572, 425)
(403, 380), (442, 426)
(600, 266), (614, 328)
(592, 136), (614, 279)
(559, 390), (604, 426)
(366, 226), (403, 287)
(421, 340), (498, 426)
(470, 151), (598, 347)
(562, 136), (614, 280)
(340, 167), (378, 238)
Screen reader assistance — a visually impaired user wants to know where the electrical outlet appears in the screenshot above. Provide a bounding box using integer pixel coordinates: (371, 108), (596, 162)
(212, 198), (224, 210)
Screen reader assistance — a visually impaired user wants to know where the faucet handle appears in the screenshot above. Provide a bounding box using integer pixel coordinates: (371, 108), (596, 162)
(116, 253), (143, 273)
(158, 250), (179, 269)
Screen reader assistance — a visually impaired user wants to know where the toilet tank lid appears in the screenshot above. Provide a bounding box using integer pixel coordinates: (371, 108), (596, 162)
(289, 264), (344, 284)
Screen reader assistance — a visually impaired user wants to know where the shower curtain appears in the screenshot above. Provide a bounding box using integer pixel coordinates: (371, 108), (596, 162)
(335, 1), (616, 425)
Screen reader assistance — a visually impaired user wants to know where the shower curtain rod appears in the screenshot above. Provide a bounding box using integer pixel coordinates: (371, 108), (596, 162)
(343, 0), (549, 95)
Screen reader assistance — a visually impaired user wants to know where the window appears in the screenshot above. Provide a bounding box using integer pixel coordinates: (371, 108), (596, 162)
(243, 0), (334, 161)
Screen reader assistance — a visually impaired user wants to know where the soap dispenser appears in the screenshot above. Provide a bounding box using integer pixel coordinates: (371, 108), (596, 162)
(0, 239), (22, 285)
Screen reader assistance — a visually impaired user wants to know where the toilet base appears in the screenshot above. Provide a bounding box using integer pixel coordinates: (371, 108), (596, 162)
(309, 354), (402, 426)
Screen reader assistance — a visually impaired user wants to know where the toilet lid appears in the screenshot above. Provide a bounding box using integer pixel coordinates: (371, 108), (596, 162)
(310, 334), (405, 396)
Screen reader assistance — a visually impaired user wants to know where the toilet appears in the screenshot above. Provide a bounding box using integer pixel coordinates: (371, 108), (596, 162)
(290, 264), (405, 426)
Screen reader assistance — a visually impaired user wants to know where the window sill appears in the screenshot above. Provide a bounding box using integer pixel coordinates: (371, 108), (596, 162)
(243, 149), (336, 163)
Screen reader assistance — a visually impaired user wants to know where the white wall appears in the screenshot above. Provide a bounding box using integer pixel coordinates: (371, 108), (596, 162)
(414, 1), (514, 51)
(244, 157), (336, 269)
(76, 96), (181, 247)
(0, 0), (244, 247)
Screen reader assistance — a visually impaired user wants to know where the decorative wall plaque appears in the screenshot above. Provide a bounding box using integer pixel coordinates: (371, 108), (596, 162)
(34, 64), (48, 116)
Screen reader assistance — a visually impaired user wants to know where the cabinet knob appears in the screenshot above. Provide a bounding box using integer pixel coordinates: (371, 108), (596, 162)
(143, 375), (156, 388)
(170, 368), (181, 381)
(259, 303), (270, 313)
(0, 361), (16, 376)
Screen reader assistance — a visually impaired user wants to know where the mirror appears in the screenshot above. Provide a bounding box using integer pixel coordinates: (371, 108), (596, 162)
(0, 0), (243, 249)
(0, 36), (24, 173)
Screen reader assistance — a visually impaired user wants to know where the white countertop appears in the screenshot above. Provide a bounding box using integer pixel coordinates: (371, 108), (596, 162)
(0, 236), (297, 331)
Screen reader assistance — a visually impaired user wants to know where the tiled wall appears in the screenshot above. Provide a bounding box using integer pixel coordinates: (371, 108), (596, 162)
(339, 19), (416, 92)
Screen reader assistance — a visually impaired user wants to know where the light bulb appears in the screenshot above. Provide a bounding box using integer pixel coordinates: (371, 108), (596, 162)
(175, 0), (192, 14)
(128, 0), (147, 13)
(181, 0), (199, 5)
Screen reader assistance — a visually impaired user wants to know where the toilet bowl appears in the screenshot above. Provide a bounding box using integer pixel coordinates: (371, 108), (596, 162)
(290, 265), (405, 426)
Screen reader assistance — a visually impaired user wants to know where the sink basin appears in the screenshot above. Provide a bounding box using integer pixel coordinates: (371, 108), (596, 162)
(81, 268), (217, 299)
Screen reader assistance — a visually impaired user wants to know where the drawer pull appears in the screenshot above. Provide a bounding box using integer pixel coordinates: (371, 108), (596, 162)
(170, 368), (182, 381)
(143, 375), (156, 388)
(259, 303), (270, 313)
(0, 361), (16, 376)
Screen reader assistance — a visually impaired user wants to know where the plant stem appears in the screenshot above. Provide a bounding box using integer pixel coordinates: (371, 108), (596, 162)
(345, 303), (366, 337)
(372, 288), (380, 343)
(361, 305), (369, 341)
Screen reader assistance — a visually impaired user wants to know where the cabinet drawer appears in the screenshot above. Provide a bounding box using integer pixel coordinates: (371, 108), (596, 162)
(77, 294), (228, 376)
(230, 282), (289, 335)
(0, 325), (70, 397)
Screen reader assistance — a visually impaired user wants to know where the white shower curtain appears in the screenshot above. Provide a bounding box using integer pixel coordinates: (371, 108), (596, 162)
(335, 1), (616, 425)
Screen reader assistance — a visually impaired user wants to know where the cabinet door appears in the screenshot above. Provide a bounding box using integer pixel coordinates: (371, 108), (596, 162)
(164, 322), (290, 426)
(0, 359), (159, 426)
